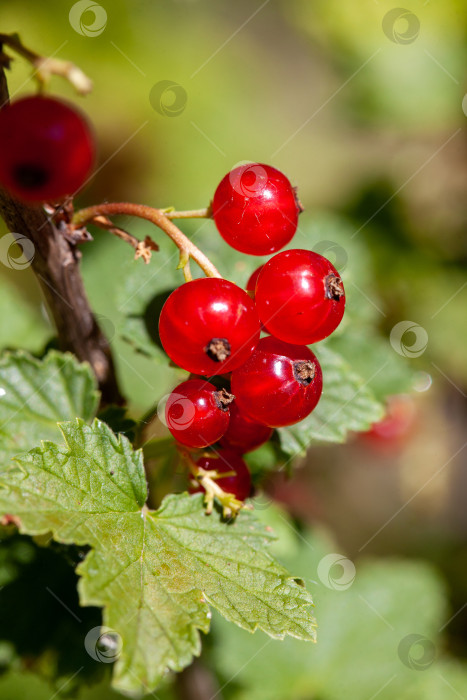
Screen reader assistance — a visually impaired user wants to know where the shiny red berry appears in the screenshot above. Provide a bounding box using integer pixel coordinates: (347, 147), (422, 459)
(231, 336), (323, 427)
(195, 449), (252, 501)
(165, 379), (233, 448)
(220, 402), (273, 453)
(254, 249), (345, 345)
(159, 278), (261, 375)
(0, 95), (95, 202)
(212, 163), (301, 255)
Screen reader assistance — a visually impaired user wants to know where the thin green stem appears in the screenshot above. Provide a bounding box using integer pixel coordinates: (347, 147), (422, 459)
(165, 206), (212, 220)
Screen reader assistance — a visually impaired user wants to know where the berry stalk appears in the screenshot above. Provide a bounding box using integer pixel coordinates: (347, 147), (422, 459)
(165, 207), (211, 220)
(72, 202), (222, 279)
(0, 32), (92, 95)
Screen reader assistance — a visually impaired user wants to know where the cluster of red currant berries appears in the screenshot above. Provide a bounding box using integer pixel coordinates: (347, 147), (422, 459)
(162, 163), (346, 501)
(0, 93), (345, 508)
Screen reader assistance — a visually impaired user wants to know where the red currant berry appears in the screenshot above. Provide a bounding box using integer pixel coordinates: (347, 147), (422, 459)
(195, 449), (252, 501)
(254, 249), (345, 344)
(246, 265), (267, 331)
(220, 402), (273, 453)
(362, 395), (416, 450)
(231, 336), (323, 427)
(165, 379), (233, 448)
(159, 278), (261, 375)
(0, 96), (95, 202)
(212, 163), (301, 256)
(246, 265), (264, 295)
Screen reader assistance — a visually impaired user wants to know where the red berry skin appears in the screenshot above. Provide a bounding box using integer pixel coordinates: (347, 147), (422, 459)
(159, 278), (261, 376)
(254, 249), (345, 345)
(212, 163), (300, 255)
(246, 265), (264, 294)
(246, 265), (266, 330)
(195, 449), (252, 501)
(220, 402), (273, 453)
(231, 336), (323, 428)
(165, 379), (230, 448)
(0, 96), (95, 202)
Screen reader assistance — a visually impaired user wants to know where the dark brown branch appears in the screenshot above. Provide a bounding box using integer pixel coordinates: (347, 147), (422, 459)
(0, 46), (123, 406)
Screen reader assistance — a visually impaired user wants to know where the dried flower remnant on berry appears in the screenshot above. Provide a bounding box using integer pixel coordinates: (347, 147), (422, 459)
(293, 360), (316, 385)
(325, 274), (344, 301)
(205, 337), (231, 362)
(214, 388), (235, 411)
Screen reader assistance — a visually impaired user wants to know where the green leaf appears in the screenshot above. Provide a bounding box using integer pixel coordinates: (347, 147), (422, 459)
(0, 419), (315, 696)
(0, 351), (99, 469)
(277, 345), (384, 455)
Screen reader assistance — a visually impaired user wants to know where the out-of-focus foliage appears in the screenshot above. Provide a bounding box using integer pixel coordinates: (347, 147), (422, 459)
(289, 0), (466, 127)
(212, 509), (467, 700)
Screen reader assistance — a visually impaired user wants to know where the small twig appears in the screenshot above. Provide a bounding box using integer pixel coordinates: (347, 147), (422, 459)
(91, 215), (159, 264)
(0, 32), (92, 95)
(72, 202), (222, 278)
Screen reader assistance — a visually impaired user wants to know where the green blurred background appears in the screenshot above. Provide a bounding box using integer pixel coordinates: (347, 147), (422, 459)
(0, 0), (466, 697)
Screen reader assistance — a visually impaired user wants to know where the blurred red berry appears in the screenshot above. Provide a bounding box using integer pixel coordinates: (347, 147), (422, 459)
(0, 95), (95, 202)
